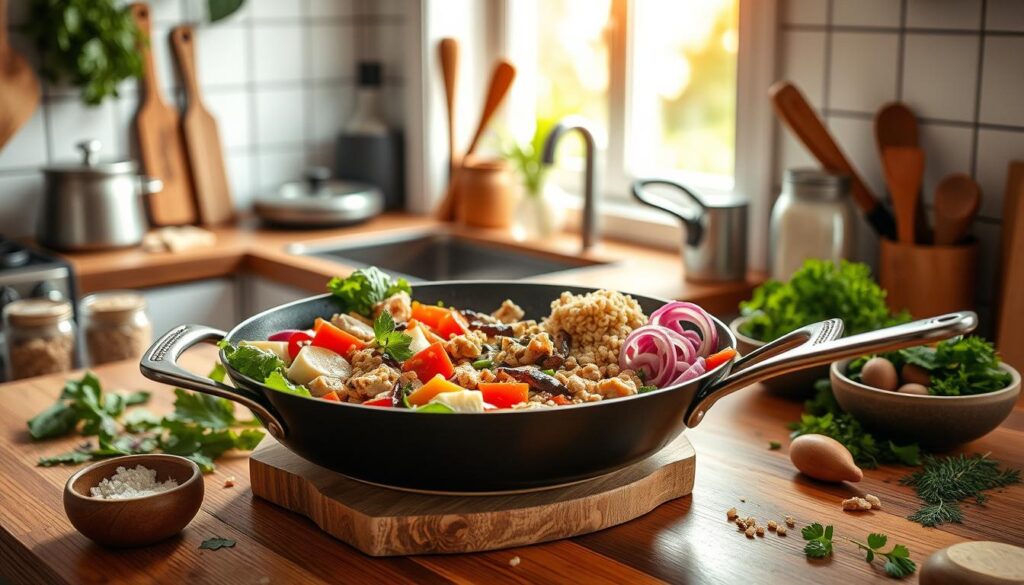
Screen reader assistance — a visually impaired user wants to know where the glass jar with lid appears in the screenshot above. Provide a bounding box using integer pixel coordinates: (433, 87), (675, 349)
(81, 291), (152, 366)
(3, 299), (76, 380)
(770, 169), (856, 281)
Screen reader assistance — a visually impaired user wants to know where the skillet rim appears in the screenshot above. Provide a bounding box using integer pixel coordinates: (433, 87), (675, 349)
(220, 280), (738, 416)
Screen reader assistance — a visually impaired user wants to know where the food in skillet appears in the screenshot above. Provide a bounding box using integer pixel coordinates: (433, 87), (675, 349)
(218, 267), (736, 412)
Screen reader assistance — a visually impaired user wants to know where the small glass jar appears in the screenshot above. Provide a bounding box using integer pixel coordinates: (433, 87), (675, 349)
(770, 169), (855, 281)
(3, 299), (76, 380)
(81, 291), (152, 366)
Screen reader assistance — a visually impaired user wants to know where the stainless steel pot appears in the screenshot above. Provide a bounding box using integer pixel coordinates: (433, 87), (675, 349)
(632, 179), (748, 283)
(38, 140), (163, 251)
(254, 167), (383, 228)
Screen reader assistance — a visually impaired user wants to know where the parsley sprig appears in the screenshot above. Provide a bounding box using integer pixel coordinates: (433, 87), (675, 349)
(801, 523), (834, 558)
(373, 311), (414, 362)
(850, 534), (916, 578)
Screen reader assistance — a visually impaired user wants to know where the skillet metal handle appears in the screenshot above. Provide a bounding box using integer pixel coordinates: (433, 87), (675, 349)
(140, 324), (286, 439)
(631, 179), (706, 246)
(686, 311), (978, 427)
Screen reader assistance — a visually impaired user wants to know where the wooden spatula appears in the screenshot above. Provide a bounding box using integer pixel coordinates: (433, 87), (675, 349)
(0, 0), (41, 151)
(875, 102), (929, 242)
(933, 173), (981, 246)
(170, 25), (234, 225)
(882, 146), (925, 244)
(439, 38), (459, 183)
(435, 60), (516, 221)
(131, 4), (197, 226)
(769, 81), (896, 239)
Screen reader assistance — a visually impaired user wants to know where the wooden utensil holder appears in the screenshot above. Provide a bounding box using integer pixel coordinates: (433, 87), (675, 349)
(456, 157), (517, 229)
(879, 238), (978, 317)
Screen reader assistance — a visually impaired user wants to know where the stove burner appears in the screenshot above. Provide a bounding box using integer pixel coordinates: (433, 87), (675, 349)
(0, 240), (30, 269)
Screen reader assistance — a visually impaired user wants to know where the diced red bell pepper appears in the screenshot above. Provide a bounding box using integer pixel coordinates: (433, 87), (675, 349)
(402, 342), (454, 383)
(435, 310), (469, 340)
(478, 382), (529, 409)
(311, 321), (367, 357)
(551, 395), (571, 406)
(320, 391), (341, 402)
(287, 331), (314, 360)
(706, 347), (737, 370)
(405, 374), (465, 407)
(410, 301), (451, 329)
(362, 397), (393, 407)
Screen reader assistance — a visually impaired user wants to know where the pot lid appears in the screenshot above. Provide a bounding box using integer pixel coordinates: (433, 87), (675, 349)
(42, 139), (137, 176)
(254, 167), (383, 226)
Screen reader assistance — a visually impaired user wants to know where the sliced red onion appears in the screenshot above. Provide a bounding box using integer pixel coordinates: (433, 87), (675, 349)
(620, 325), (701, 387)
(670, 357), (706, 386)
(268, 329), (306, 342)
(649, 302), (718, 357)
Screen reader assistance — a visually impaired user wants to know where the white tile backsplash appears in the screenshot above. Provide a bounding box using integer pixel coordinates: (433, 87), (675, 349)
(0, 109), (47, 171)
(311, 24), (357, 80)
(149, 0), (186, 24)
(978, 36), (1024, 126)
(916, 123), (974, 207)
(309, 0), (355, 17)
(256, 149), (307, 193)
(906, 0), (982, 30)
(249, 0), (305, 20)
(253, 24), (306, 83)
(255, 87), (307, 146)
(901, 33), (980, 122)
(196, 25), (250, 88)
(827, 116), (888, 203)
(975, 129), (1024, 220)
(310, 84), (354, 146)
(986, 0), (1024, 32)
(779, 31), (827, 107)
(0, 173), (43, 235)
(45, 98), (119, 163)
(227, 152), (255, 207)
(832, 0), (902, 28)
(829, 32), (899, 113)
(204, 90), (252, 151)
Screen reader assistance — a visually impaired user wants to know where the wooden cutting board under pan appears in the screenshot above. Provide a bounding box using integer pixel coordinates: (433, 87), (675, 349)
(250, 433), (696, 556)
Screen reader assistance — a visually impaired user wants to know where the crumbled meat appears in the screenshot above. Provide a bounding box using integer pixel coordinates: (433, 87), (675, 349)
(492, 299), (525, 324)
(346, 365), (401, 401)
(373, 291), (412, 322)
(539, 331), (571, 370)
(331, 313), (375, 341)
(452, 363), (497, 389)
(512, 320), (542, 337)
(595, 376), (637, 398)
(460, 309), (500, 324)
(494, 333), (555, 367)
(308, 376), (346, 398)
(864, 494), (882, 509)
(444, 330), (487, 360)
(349, 348), (383, 372)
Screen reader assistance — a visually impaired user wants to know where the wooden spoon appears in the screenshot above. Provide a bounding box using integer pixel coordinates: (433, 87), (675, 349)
(875, 102), (928, 242)
(435, 60), (517, 221)
(0, 0), (41, 150)
(769, 82), (896, 239)
(439, 38), (459, 183)
(933, 173), (981, 245)
(882, 146), (925, 244)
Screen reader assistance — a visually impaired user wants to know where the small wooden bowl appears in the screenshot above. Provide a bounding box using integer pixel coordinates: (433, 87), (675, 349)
(830, 360), (1020, 449)
(63, 454), (204, 548)
(730, 315), (826, 398)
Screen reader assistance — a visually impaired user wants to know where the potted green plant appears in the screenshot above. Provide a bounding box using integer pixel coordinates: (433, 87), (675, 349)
(504, 117), (565, 239)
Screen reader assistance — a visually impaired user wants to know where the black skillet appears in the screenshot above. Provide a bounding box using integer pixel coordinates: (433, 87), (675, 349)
(140, 282), (975, 492)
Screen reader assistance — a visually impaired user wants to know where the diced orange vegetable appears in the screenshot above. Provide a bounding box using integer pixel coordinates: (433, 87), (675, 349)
(402, 342), (454, 383)
(406, 318), (445, 344)
(551, 395), (571, 406)
(410, 301), (451, 329)
(362, 397), (393, 407)
(320, 391), (341, 402)
(435, 310), (469, 340)
(311, 321), (366, 357)
(478, 382), (529, 409)
(313, 317), (328, 332)
(706, 347), (737, 370)
(406, 374), (465, 406)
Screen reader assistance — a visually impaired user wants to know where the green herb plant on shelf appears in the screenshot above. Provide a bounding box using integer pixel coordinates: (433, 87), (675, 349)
(504, 117), (563, 240)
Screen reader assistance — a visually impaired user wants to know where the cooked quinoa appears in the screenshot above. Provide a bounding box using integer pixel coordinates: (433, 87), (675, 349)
(542, 289), (647, 375)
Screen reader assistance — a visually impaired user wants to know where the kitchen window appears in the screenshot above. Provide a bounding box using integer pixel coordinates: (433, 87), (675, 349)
(501, 0), (775, 259)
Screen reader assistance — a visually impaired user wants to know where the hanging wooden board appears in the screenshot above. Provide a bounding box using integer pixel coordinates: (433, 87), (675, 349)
(170, 25), (234, 225)
(250, 433), (696, 557)
(0, 0), (41, 151)
(997, 161), (1024, 375)
(131, 3), (197, 226)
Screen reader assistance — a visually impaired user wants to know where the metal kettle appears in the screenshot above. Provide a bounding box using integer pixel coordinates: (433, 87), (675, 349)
(632, 179), (747, 283)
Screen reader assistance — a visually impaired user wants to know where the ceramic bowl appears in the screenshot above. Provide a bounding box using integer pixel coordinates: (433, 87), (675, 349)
(830, 359), (1021, 449)
(730, 315), (828, 397)
(63, 454), (204, 547)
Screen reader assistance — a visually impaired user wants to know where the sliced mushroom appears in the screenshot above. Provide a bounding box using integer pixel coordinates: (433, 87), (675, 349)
(497, 366), (572, 397)
(540, 331), (571, 370)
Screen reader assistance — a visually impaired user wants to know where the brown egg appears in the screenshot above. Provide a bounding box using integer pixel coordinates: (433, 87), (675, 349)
(789, 434), (863, 483)
(898, 383), (930, 395)
(902, 363), (932, 386)
(860, 357), (899, 391)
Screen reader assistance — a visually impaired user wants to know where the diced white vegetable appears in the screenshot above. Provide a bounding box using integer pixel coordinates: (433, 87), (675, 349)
(287, 346), (352, 385)
(427, 390), (486, 413)
(241, 341), (292, 365)
(406, 325), (430, 355)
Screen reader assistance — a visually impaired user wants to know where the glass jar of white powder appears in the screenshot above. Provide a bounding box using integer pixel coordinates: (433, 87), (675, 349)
(770, 169), (855, 281)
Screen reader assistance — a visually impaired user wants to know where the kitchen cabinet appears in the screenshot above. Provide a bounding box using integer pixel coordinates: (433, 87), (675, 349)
(138, 277), (239, 336)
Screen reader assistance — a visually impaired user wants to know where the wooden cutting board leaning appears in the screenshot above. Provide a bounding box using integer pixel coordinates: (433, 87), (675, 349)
(0, 0), (41, 151)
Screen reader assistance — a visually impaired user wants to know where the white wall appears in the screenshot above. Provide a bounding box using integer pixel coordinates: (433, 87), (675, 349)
(0, 0), (411, 236)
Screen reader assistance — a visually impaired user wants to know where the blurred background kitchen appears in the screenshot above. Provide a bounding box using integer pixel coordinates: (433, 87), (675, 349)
(0, 0), (1022, 381)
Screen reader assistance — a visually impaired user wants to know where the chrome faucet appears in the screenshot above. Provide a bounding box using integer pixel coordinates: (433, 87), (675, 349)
(541, 117), (599, 252)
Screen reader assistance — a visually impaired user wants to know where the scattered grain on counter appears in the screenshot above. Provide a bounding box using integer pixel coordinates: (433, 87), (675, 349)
(726, 507), (738, 520)
(744, 526), (756, 538)
(784, 515), (796, 527)
(90, 465), (178, 499)
(767, 520), (778, 531)
(756, 526), (765, 537)
(223, 476), (235, 488)
(842, 496), (873, 511)
(736, 519), (747, 531)
(745, 516), (756, 527)
(776, 525), (788, 536)
(509, 556), (521, 567)
(864, 494), (881, 509)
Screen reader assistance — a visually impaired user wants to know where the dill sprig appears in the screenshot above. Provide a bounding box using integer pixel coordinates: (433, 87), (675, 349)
(900, 453), (1021, 527)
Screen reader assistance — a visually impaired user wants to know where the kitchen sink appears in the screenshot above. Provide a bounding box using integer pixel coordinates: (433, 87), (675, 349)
(289, 231), (607, 282)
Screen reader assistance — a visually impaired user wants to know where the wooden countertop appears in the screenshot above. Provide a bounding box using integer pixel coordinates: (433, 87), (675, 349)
(1, 349), (1021, 584)
(57, 214), (762, 315)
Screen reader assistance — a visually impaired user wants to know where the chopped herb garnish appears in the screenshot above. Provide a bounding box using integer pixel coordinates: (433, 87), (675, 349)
(850, 533), (916, 578)
(768, 441), (781, 450)
(199, 537), (236, 551)
(540, 369), (556, 376)
(327, 267), (412, 318)
(900, 453), (1020, 527)
(472, 358), (493, 370)
(801, 523), (833, 559)
(373, 311), (414, 362)
(638, 385), (657, 394)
